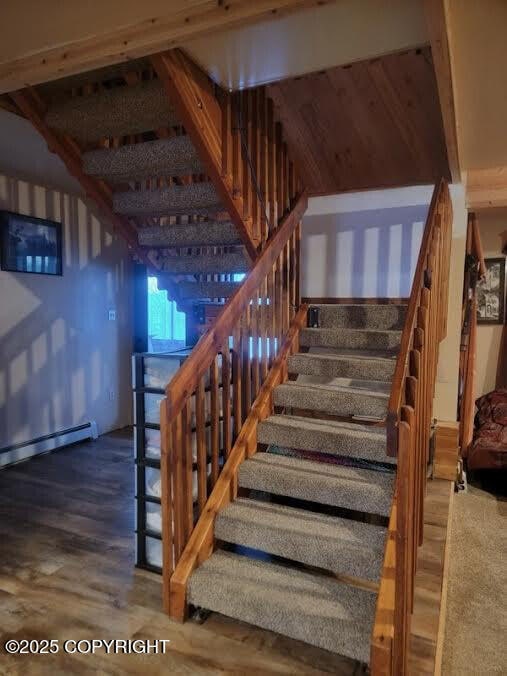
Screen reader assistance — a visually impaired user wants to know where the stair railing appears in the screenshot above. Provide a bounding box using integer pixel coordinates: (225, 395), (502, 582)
(372, 179), (453, 674)
(158, 189), (307, 613)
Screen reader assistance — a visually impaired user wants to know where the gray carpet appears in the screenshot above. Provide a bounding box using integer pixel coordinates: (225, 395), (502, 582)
(83, 135), (202, 182)
(45, 79), (177, 142)
(442, 477), (507, 675)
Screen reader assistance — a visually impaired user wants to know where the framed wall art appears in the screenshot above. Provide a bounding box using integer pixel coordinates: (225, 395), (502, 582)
(0, 210), (63, 276)
(476, 257), (506, 325)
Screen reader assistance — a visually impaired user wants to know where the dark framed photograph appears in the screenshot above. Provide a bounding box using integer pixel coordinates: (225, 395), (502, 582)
(0, 210), (63, 276)
(477, 257), (506, 325)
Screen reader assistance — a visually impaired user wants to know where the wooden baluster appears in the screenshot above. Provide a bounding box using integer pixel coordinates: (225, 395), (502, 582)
(282, 240), (290, 333)
(232, 92), (243, 201)
(171, 410), (184, 561)
(250, 88), (260, 242)
(395, 413), (414, 676)
(260, 277), (269, 380)
(240, 91), (251, 222)
(275, 253), (283, 352)
(267, 98), (277, 233)
(296, 221), (301, 308)
(289, 230), (297, 316)
(232, 324), (242, 439)
(242, 304), (252, 416)
(405, 370), (418, 612)
(259, 88), (269, 243)
(182, 399), (193, 544)
(251, 291), (260, 400)
(412, 328), (425, 549)
(268, 264), (277, 366)
(221, 91), (232, 182)
(195, 378), (207, 515)
(209, 357), (220, 487)
(221, 341), (232, 459)
(283, 143), (290, 214)
(275, 122), (284, 222)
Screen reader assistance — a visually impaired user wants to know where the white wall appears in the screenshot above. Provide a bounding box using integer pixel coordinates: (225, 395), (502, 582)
(0, 173), (133, 450)
(301, 183), (468, 422)
(433, 184), (467, 421)
(474, 209), (507, 398)
(301, 185), (433, 299)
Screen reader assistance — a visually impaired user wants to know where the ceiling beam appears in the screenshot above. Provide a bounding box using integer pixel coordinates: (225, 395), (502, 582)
(424, 0), (461, 183)
(0, 1), (330, 96)
(466, 167), (507, 210)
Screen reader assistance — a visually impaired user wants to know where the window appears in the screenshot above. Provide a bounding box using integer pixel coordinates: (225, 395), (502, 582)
(147, 276), (186, 353)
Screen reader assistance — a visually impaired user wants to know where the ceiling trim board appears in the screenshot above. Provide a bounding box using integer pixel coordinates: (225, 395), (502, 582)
(423, 0), (461, 183)
(0, 0), (327, 95)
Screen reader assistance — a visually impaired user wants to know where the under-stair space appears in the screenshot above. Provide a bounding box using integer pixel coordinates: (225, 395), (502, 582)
(185, 303), (404, 664)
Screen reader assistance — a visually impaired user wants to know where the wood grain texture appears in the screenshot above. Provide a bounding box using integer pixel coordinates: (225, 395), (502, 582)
(267, 47), (450, 196)
(423, 0), (461, 183)
(0, 1), (329, 95)
(466, 166), (507, 209)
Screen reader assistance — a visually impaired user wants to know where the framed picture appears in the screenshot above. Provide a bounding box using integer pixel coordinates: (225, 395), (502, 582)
(0, 210), (63, 276)
(477, 257), (506, 325)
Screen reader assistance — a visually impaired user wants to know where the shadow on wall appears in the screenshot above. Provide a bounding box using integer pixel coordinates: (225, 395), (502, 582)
(0, 174), (133, 450)
(302, 205), (429, 298)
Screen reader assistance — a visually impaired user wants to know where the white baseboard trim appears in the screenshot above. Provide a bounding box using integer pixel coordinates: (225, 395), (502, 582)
(0, 421), (98, 469)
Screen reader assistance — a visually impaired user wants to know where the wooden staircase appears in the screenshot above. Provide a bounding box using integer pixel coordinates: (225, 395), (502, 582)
(10, 50), (300, 338)
(9, 49), (453, 673)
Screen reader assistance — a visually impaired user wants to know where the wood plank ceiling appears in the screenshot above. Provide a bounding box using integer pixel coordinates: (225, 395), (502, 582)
(267, 46), (450, 196)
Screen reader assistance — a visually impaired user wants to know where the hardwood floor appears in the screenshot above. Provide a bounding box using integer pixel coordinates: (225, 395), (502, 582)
(0, 430), (362, 676)
(0, 430), (452, 675)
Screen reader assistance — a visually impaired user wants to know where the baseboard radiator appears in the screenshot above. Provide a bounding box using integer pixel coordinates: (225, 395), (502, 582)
(0, 421), (98, 469)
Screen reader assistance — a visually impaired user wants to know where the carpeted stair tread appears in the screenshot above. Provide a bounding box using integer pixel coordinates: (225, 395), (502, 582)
(258, 414), (395, 464)
(273, 380), (389, 418)
(215, 497), (387, 581)
(239, 452), (395, 516)
(309, 304), (407, 330)
(188, 549), (376, 663)
(45, 79), (178, 143)
(83, 135), (202, 182)
(288, 352), (395, 382)
(300, 327), (402, 352)
(113, 182), (222, 217)
(161, 251), (248, 275)
(138, 221), (241, 248)
(174, 280), (241, 300)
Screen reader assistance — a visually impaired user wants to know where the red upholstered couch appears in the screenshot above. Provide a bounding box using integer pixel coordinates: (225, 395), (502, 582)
(466, 389), (507, 470)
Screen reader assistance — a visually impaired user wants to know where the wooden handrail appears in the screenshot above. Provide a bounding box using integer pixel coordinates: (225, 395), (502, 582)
(386, 179), (449, 455)
(372, 178), (453, 674)
(166, 305), (308, 620)
(164, 190), (308, 420)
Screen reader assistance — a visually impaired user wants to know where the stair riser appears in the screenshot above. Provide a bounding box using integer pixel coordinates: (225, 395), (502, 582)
(45, 80), (177, 143)
(274, 385), (387, 418)
(238, 462), (393, 517)
(310, 305), (407, 330)
(216, 513), (384, 581)
(300, 328), (401, 352)
(161, 252), (248, 276)
(113, 183), (221, 217)
(287, 355), (394, 382)
(174, 281), (240, 300)
(258, 421), (390, 463)
(138, 222), (240, 248)
(83, 135), (202, 182)
(188, 552), (376, 663)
